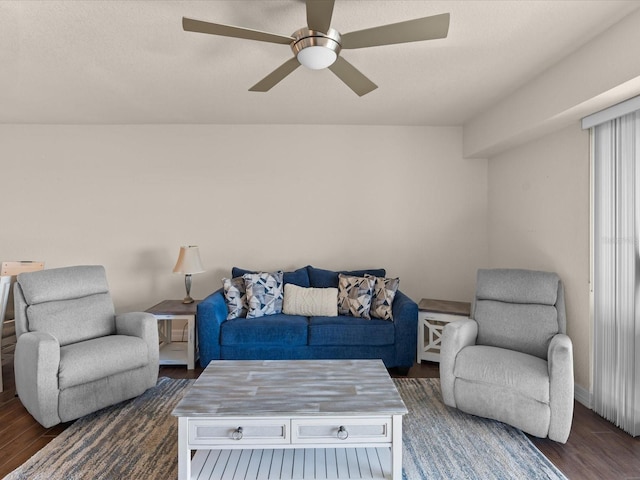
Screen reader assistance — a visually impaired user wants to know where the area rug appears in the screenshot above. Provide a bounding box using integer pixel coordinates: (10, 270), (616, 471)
(4, 377), (567, 480)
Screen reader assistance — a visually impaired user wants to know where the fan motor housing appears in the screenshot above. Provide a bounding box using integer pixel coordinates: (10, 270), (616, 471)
(291, 28), (342, 64)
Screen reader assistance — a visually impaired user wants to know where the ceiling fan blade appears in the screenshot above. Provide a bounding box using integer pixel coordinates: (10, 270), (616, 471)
(328, 56), (377, 97)
(249, 57), (301, 92)
(182, 17), (293, 45)
(306, 0), (335, 33)
(341, 13), (450, 49)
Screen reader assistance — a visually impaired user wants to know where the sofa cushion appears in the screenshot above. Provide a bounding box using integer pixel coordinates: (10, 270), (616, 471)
(244, 271), (284, 318)
(454, 345), (550, 404)
(220, 314), (308, 346)
(308, 316), (395, 346)
(232, 266), (310, 288)
(282, 284), (338, 317)
(367, 275), (399, 321)
(307, 266), (386, 288)
(58, 335), (149, 390)
(337, 274), (375, 319)
(222, 276), (247, 319)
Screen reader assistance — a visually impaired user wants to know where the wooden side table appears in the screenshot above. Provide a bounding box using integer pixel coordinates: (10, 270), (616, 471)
(417, 298), (471, 363)
(146, 300), (200, 370)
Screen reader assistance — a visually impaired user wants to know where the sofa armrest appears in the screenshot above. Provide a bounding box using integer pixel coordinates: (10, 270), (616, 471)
(116, 312), (160, 367)
(547, 333), (574, 443)
(392, 291), (418, 369)
(197, 288), (228, 367)
(14, 331), (61, 428)
(440, 318), (478, 407)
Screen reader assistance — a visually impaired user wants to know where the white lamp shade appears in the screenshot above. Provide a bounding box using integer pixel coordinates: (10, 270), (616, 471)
(173, 246), (205, 274)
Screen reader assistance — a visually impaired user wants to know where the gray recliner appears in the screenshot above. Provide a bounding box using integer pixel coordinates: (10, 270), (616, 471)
(440, 268), (574, 443)
(14, 265), (159, 427)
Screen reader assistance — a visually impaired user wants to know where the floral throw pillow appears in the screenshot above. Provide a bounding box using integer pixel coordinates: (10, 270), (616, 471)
(367, 274), (400, 321)
(222, 276), (248, 320)
(337, 274), (375, 319)
(244, 271), (284, 318)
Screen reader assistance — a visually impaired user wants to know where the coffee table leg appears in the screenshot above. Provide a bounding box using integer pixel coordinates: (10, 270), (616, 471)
(178, 417), (191, 480)
(392, 414), (403, 479)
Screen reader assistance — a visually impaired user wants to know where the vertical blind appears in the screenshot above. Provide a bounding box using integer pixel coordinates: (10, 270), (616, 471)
(592, 110), (640, 436)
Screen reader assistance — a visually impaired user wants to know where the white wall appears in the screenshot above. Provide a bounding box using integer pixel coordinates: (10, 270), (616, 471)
(0, 124), (487, 313)
(487, 122), (590, 391)
(0, 121), (594, 393)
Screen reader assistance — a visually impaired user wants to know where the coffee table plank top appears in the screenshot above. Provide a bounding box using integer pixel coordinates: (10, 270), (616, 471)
(172, 359), (407, 417)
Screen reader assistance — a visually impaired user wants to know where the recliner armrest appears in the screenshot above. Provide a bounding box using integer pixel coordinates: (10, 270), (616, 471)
(116, 312), (160, 367)
(440, 318), (478, 407)
(547, 333), (574, 443)
(14, 331), (61, 428)
(116, 312), (157, 340)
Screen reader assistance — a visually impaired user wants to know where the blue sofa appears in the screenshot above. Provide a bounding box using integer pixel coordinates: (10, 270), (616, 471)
(197, 266), (418, 373)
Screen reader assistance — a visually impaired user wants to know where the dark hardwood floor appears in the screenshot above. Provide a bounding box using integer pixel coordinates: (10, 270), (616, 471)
(1, 358), (639, 479)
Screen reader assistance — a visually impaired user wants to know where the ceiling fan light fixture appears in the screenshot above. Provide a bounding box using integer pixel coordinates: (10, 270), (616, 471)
(292, 28), (342, 70)
(297, 46), (337, 70)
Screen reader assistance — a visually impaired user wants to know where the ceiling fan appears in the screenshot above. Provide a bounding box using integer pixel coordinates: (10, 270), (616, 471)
(182, 0), (450, 97)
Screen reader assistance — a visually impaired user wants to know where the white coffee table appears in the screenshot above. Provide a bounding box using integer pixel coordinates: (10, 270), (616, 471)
(172, 359), (407, 480)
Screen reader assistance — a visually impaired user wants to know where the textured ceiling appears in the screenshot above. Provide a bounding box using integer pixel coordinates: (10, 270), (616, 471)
(1, 0), (638, 125)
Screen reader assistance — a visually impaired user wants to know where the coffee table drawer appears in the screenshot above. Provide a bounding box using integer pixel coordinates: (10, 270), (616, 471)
(189, 419), (289, 445)
(291, 417), (391, 444)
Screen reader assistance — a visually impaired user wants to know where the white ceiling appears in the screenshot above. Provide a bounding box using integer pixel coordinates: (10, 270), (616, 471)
(2, 0), (638, 125)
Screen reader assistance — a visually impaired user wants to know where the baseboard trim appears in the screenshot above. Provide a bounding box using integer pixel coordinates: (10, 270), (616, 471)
(575, 383), (591, 408)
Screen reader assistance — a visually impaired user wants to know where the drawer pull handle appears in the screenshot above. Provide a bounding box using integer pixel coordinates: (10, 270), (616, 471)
(337, 426), (349, 440)
(232, 427), (243, 440)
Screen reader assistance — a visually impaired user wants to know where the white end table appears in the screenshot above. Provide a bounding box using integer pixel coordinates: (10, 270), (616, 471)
(146, 299), (199, 370)
(417, 298), (470, 363)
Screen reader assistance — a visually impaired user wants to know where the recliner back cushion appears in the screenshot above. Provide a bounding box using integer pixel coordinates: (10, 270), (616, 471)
(19, 265), (111, 305)
(474, 300), (558, 359)
(26, 293), (116, 346)
(476, 269), (559, 305)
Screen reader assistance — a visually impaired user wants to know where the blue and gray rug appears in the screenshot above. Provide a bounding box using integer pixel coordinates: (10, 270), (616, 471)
(5, 377), (567, 480)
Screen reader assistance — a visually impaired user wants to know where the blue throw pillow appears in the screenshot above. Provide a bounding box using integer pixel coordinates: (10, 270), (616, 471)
(307, 265), (386, 288)
(232, 266), (310, 287)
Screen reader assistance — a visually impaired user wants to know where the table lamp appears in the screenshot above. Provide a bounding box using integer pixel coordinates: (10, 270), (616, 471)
(172, 245), (205, 304)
